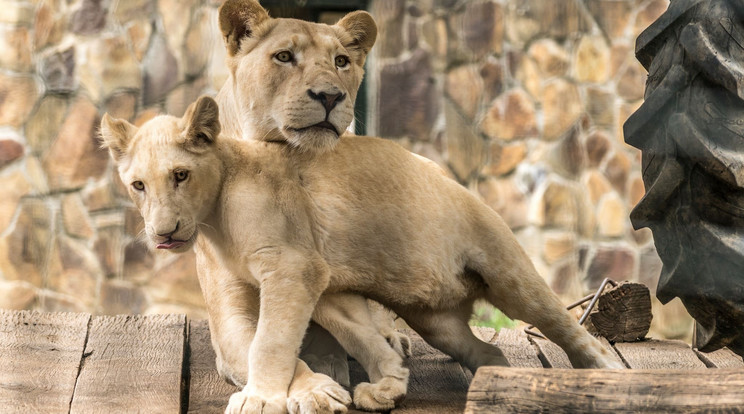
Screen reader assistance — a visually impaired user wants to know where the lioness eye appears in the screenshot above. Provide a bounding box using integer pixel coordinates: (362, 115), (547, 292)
(335, 55), (350, 68)
(274, 51), (293, 63)
(174, 170), (189, 183)
(132, 181), (145, 191)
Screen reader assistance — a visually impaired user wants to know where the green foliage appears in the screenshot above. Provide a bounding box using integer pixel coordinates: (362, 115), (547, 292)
(469, 301), (517, 331)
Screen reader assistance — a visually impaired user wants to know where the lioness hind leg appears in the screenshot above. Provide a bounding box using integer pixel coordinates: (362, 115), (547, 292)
(468, 227), (624, 369)
(313, 294), (409, 412)
(396, 306), (510, 374)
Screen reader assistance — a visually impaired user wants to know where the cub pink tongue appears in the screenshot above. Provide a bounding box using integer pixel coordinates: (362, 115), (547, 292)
(157, 240), (186, 250)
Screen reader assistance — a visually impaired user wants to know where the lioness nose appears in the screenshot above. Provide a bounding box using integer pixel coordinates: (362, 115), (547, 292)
(307, 90), (345, 113)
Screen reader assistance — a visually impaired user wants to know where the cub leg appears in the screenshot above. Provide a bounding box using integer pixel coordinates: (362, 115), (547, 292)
(196, 245), (351, 413)
(366, 300), (411, 359)
(467, 219), (624, 369)
(395, 305), (510, 373)
(313, 293), (409, 411)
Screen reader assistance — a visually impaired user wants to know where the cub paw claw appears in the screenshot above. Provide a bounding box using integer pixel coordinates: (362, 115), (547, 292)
(226, 391), (286, 414)
(288, 374), (351, 414)
(353, 377), (407, 412)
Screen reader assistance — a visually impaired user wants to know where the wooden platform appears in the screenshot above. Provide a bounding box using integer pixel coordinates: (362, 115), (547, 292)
(1, 310), (742, 413)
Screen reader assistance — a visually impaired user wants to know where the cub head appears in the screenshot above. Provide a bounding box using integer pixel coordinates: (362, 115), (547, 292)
(100, 96), (223, 253)
(219, 0), (377, 153)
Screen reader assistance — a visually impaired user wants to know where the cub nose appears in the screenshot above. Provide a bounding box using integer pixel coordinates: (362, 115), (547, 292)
(307, 90), (346, 113)
(156, 221), (180, 238)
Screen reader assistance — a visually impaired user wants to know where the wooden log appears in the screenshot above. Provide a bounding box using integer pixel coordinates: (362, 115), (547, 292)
(70, 314), (187, 413)
(585, 281), (652, 342)
(465, 367), (744, 413)
(0, 310), (90, 413)
(613, 339), (706, 369)
(186, 320), (238, 413)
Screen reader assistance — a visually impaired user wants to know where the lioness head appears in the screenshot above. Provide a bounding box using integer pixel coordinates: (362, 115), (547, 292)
(218, 0), (377, 153)
(100, 96), (223, 253)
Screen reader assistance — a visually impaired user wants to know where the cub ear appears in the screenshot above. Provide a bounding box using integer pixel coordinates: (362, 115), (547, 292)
(336, 11), (377, 62)
(100, 113), (137, 163)
(182, 96), (221, 149)
(218, 0), (270, 56)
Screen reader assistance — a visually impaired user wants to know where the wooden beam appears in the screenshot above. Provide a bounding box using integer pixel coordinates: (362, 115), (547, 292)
(613, 339), (706, 369)
(187, 320), (239, 413)
(694, 347), (744, 368)
(70, 314), (187, 413)
(491, 329), (542, 368)
(0, 310), (90, 413)
(466, 367), (744, 413)
(530, 336), (626, 369)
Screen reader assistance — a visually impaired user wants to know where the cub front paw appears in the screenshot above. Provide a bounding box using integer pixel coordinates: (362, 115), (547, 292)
(386, 330), (412, 359)
(287, 373), (351, 414)
(226, 391), (286, 414)
(353, 376), (407, 411)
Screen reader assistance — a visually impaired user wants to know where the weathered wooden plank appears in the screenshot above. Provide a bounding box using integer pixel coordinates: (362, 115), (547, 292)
(0, 310), (90, 414)
(490, 329), (542, 368)
(187, 320), (239, 413)
(695, 347), (744, 368)
(613, 339), (706, 369)
(391, 330), (470, 414)
(469, 326), (497, 343)
(70, 314), (187, 413)
(530, 337), (572, 368)
(466, 367), (744, 413)
(530, 336), (626, 369)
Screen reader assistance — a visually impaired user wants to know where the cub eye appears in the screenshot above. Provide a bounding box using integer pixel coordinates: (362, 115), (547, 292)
(335, 55), (350, 68)
(174, 170), (189, 183)
(274, 51), (293, 63)
(132, 181), (145, 191)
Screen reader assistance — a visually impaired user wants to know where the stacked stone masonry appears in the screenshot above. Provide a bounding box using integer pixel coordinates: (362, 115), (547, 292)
(0, 0), (691, 339)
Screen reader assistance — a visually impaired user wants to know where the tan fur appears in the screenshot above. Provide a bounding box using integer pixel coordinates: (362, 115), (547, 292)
(215, 1), (414, 409)
(101, 96), (623, 414)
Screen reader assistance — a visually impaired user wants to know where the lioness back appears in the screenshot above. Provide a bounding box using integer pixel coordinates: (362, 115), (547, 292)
(223, 136), (519, 308)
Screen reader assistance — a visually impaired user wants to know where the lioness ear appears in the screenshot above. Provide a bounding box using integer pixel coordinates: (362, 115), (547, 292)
(219, 0), (270, 56)
(336, 11), (377, 62)
(182, 96), (221, 149)
(100, 113), (138, 163)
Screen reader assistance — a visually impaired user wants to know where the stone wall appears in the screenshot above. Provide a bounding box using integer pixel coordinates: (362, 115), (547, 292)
(0, 0), (692, 338)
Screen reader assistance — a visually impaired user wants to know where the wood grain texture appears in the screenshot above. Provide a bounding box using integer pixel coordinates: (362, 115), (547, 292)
(70, 314), (187, 413)
(529, 337), (572, 368)
(0, 310), (90, 414)
(466, 367), (744, 413)
(187, 320), (239, 413)
(491, 329), (542, 368)
(585, 282), (652, 342)
(390, 330), (470, 414)
(695, 347), (744, 368)
(613, 339), (706, 369)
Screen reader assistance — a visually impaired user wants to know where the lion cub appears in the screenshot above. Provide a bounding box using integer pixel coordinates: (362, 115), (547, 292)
(102, 96), (622, 414)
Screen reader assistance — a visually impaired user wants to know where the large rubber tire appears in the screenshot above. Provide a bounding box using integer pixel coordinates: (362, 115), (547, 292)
(624, 0), (744, 356)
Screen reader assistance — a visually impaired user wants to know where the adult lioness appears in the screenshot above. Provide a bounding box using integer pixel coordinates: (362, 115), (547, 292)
(216, 0), (414, 399)
(101, 97), (623, 414)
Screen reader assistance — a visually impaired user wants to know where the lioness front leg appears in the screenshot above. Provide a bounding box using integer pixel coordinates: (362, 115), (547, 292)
(226, 249), (350, 414)
(313, 294), (409, 411)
